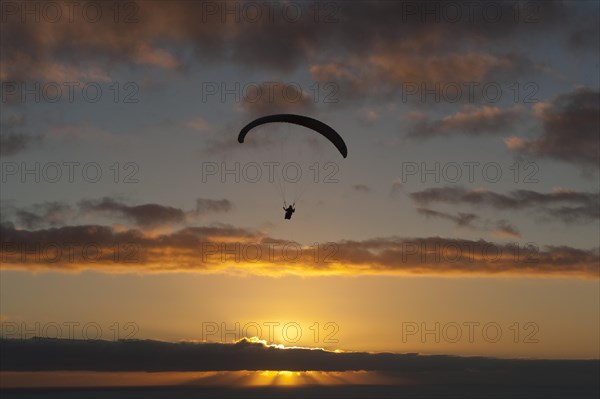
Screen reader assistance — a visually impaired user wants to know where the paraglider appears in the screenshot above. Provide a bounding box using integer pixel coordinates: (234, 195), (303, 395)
(238, 114), (347, 219)
(238, 114), (347, 158)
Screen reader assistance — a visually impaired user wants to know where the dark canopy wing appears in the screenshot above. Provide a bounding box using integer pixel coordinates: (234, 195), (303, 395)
(238, 114), (347, 158)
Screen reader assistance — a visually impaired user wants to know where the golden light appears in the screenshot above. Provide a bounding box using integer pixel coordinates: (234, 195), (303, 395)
(0, 370), (407, 389)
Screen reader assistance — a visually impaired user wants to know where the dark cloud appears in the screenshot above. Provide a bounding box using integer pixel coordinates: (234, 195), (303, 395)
(75, 197), (234, 227)
(0, 133), (41, 156)
(568, 24), (600, 51)
(506, 88), (600, 168)
(352, 184), (371, 193)
(566, 3), (600, 51)
(0, 113), (40, 156)
(416, 207), (478, 227)
(1, 338), (598, 391)
(13, 202), (73, 229)
(411, 187), (599, 223)
(2, 198), (235, 230)
(1, 1), (332, 81)
(406, 106), (523, 138)
(0, 1), (586, 86)
(78, 198), (186, 227)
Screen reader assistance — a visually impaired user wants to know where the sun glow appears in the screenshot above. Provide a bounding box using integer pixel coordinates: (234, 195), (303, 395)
(0, 370), (405, 389)
(241, 370), (391, 386)
(247, 370), (303, 386)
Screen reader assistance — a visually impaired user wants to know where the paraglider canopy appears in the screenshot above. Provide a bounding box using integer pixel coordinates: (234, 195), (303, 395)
(238, 114), (348, 158)
(238, 114), (347, 215)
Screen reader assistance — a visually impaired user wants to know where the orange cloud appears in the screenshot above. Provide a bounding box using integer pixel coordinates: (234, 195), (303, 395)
(1, 223), (597, 278)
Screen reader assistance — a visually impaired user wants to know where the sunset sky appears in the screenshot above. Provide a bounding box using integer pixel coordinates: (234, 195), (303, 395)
(1, 2), (599, 390)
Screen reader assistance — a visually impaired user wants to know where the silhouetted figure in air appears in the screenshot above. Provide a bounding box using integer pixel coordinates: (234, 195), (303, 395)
(284, 204), (295, 220)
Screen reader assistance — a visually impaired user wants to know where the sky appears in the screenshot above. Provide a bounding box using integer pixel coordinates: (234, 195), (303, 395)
(1, 0), (599, 385)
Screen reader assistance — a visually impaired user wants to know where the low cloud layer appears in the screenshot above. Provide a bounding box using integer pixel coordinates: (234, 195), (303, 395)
(0, 338), (599, 397)
(1, 223), (597, 277)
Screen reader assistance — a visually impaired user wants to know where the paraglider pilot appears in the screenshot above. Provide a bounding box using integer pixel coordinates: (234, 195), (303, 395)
(283, 203), (295, 220)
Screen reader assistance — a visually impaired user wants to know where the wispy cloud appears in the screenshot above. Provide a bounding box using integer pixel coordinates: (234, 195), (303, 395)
(79, 198), (187, 227)
(2, 198), (233, 230)
(416, 207), (479, 227)
(406, 106), (523, 138)
(411, 187), (599, 224)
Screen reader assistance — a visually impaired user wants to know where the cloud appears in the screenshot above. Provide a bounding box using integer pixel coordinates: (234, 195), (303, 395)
(11, 202), (74, 229)
(1, 223), (597, 277)
(2, 198), (234, 231)
(416, 208), (520, 238)
(352, 184), (371, 193)
(411, 187), (599, 223)
(503, 136), (527, 150)
(0, 1), (585, 88)
(568, 25), (600, 51)
(566, 6), (600, 51)
(1, 1), (333, 81)
(194, 199), (233, 215)
(133, 43), (179, 69)
(1, 337), (598, 396)
(416, 207), (478, 227)
(310, 52), (548, 106)
(0, 133), (41, 156)
(406, 106), (523, 138)
(491, 220), (521, 239)
(77, 197), (233, 227)
(78, 198), (186, 227)
(505, 88), (600, 169)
